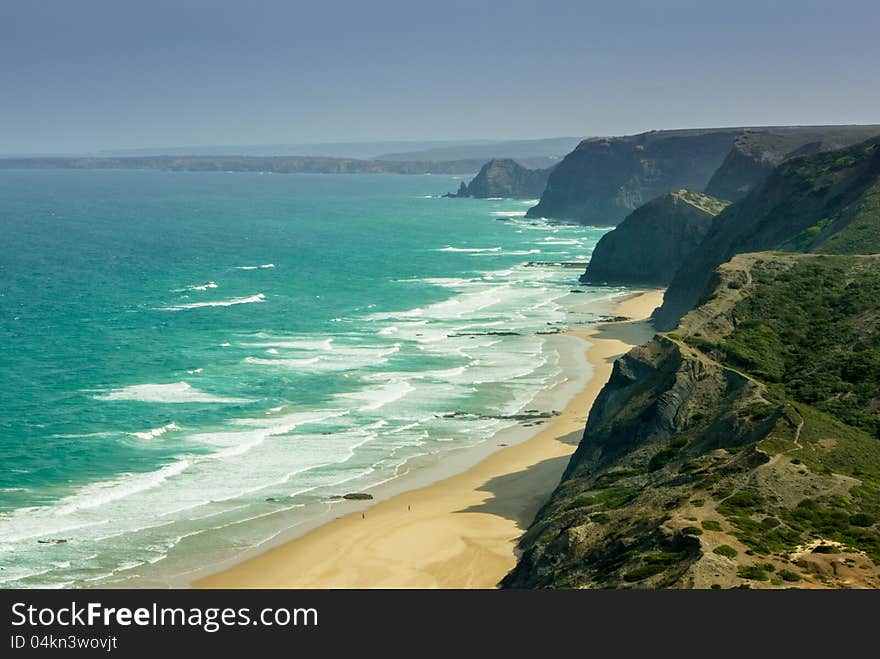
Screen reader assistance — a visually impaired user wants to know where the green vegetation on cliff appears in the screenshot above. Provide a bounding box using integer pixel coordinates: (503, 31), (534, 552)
(705, 126), (880, 202)
(655, 136), (880, 330)
(504, 254), (880, 589)
(693, 256), (880, 437)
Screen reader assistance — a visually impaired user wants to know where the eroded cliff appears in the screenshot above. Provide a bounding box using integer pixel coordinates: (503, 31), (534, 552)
(505, 254), (880, 589)
(580, 189), (729, 286)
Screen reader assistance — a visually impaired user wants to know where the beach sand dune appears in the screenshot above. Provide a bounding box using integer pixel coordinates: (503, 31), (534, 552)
(196, 290), (664, 588)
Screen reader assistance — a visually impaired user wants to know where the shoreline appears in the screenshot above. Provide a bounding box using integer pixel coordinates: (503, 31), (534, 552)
(195, 289), (664, 588)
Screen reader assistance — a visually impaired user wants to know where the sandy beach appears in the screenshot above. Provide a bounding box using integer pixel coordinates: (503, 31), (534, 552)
(196, 289), (664, 589)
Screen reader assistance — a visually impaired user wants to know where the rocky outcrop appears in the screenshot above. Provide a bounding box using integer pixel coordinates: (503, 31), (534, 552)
(705, 126), (880, 201)
(342, 493), (374, 500)
(654, 135), (880, 330)
(446, 158), (551, 199)
(525, 129), (740, 225)
(580, 190), (729, 286)
(505, 254), (880, 589)
(502, 328), (766, 588)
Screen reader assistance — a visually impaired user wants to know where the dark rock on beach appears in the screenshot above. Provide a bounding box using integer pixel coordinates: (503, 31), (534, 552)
(342, 493), (374, 500)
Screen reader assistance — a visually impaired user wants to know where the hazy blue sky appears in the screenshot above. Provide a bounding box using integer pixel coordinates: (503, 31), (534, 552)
(2, 0), (878, 153)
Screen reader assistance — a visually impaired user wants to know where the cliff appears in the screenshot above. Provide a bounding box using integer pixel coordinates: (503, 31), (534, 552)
(504, 253), (880, 588)
(580, 190), (729, 286)
(654, 135), (880, 330)
(705, 126), (880, 202)
(525, 129), (740, 225)
(446, 158), (552, 198)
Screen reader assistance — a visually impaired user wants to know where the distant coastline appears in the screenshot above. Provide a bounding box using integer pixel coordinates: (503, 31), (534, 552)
(0, 154), (558, 176)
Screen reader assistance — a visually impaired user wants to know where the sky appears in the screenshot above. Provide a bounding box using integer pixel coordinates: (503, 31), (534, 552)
(1, 0), (878, 154)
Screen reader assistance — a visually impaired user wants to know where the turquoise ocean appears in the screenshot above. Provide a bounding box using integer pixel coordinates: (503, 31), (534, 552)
(0, 170), (621, 587)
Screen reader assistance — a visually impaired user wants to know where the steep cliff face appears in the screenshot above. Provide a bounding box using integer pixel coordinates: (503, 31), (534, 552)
(525, 129), (739, 225)
(580, 190), (729, 286)
(705, 126), (880, 202)
(447, 158), (551, 198)
(654, 136), (880, 330)
(505, 254), (880, 589)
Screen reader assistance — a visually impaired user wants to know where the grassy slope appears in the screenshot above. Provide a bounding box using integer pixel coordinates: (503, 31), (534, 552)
(654, 136), (880, 330)
(683, 256), (880, 567)
(505, 254), (880, 589)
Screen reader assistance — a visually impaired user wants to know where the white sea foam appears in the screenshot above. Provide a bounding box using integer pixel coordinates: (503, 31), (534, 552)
(234, 263), (275, 270)
(470, 248), (541, 256)
(159, 293), (265, 310)
(244, 355), (321, 368)
(94, 382), (252, 404)
(242, 335), (334, 351)
(541, 238), (583, 245)
(130, 422), (180, 440)
(243, 343), (400, 372)
(435, 246), (502, 253)
(336, 380), (415, 412)
(490, 210), (528, 217)
(6, 215), (607, 588)
(187, 281), (218, 291)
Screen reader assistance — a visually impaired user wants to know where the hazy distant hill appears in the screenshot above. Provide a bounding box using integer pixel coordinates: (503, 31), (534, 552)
(0, 155), (491, 176)
(93, 139), (496, 160)
(377, 137), (582, 163)
(528, 125), (880, 226)
(705, 126), (880, 201)
(527, 129), (741, 225)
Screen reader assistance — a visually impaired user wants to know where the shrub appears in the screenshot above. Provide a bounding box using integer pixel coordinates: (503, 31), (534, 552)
(761, 516), (781, 529)
(649, 447), (681, 471)
(737, 565), (770, 581)
(623, 564), (666, 582)
(713, 544), (738, 559)
(682, 526), (703, 536)
(564, 494), (596, 511)
(644, 551), (688, 566)
(778, 569), (802, 582)
(720, 490), (765, 512)
(596, 486), (640, 509)
(812, 544), (841, 554)
(850, 513), (875, 527)
(590, 512), (611, 524)
(702, 520), (723, 532)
